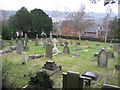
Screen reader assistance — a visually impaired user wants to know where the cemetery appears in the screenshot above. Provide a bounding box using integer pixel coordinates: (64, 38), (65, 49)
(1, 36), (120, 89)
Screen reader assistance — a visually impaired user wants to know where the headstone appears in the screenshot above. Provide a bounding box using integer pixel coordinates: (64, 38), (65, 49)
(16, 42), (22, 54)
(27, 70), (54, 89)
(81, 71), (99, 81)
(16, 38), (18, 42)
(45, 44), (53, 58)
(76, 42), (80, 45)
(43, 42), (46, 48)
(92, 53), (99, 61)
(72, 53), (80, 56)
(62, 71), (84, 89)
(69, 41), (73, 45)
(63, 41), (70, 54)
(40, 38), (43, 44)
(22, 52), (27, 64)
(0, 49), (12, 54)
(114, 43), (120, 52)
(98, 49), (108, 67)
(75, 48), (82, 51)
(43, 60), (59, 71)
(107, 51), (115, 59)
(25, 34), (28, 46)
(115, 64), (120, 70)
(10, 46), (17, 50)
(97, 44), (101, 46)
(29, 53), (44, 59)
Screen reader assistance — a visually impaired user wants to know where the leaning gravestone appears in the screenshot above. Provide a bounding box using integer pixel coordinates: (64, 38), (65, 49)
(98, 49), (108, 67)
(16, 42), (22, 54)
(45, 44), (54, 58)
(63, 41), (70, 54)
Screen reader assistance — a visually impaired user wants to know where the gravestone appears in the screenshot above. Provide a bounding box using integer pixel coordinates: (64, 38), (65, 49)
(27, 70), (54, 89)
(107, 51), (115, 59)
(0, 49), (12, 54)
(69, 41), (73, 45)
(114, 43), (120, 52)
(43, 60), (59, 71)
(45, 44), (53, 58)
(22, 52), (27, 64)
(115, 64), (120, 70)
(92, 53), (99, 61)
(76, 42), (80, 45)
(16, 42), (22, 54)
(43, 42), (46, 48)
(75, 48), (82, 51)
(10, 46), (17, 50)
(63, 41), (70, 54)
(98, 49), (108, 67)
(40, 38), (43, 44)
(81, 71), (99, 81)
(35, 35), (39, 46)
(16, 38), (18, 42)
(63, 71), (84, 89)
(72, 53), (80, 56)
(29, 53), (44, 59)
(25, 34), (28, 46)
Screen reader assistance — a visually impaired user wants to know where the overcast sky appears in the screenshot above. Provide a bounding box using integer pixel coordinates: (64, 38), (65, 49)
(0, 0), (118, 13)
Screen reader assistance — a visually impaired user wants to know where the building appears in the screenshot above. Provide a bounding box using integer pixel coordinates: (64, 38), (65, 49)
(60, 20), (105, 38)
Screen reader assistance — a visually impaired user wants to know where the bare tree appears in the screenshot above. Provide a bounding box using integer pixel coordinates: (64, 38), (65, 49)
(102, 6), (112, 42)
(68, 5), (94, 40)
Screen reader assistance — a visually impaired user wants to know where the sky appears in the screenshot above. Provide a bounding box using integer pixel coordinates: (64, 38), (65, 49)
(0, 0), (118, 13)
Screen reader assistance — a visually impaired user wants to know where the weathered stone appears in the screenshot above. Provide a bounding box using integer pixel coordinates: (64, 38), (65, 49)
(10, 46), (17, 50)
(108, 51), (115, 59)
(98, 49), (108, 67)
(45, 44), (53, 58)
(81, 71), (99, 81)
(29, 54), (44, 59)
(76, 42), (80, 45)
(63, 41), (70, 54)
(0, 49), (12, 54)
(22, 52), (27, 64)
(75, 48), (82, 51)
(72, 53), (80, 56)
(23, 46), (29, 51)
(16, 42), (23, 54)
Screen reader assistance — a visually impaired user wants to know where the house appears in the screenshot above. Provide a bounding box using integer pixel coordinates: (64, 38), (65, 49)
(61, 20), (105, 38)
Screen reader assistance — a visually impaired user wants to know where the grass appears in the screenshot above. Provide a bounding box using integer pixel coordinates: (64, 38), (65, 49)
(1, 38), (119, 88)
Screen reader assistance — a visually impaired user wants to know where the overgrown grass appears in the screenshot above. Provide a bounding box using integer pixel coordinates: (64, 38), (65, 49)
(1, 38), (119, 88)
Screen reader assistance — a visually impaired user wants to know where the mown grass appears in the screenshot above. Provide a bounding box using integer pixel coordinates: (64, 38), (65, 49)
(1, 38), (119, 88)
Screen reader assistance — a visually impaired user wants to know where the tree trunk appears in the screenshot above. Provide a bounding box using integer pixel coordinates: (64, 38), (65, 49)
(79, 34), (81, 40)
